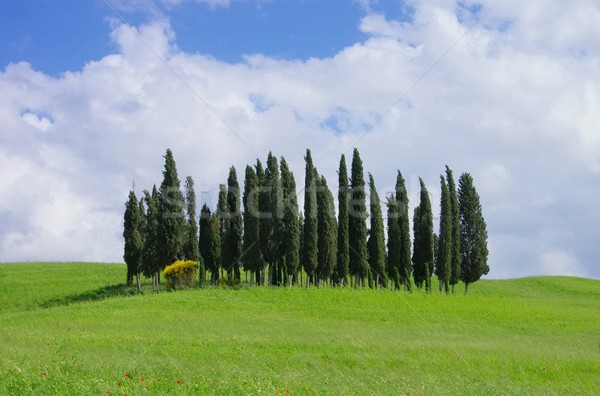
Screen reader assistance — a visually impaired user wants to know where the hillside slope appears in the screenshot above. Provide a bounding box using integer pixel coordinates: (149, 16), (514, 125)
(1, 262), (599, 395)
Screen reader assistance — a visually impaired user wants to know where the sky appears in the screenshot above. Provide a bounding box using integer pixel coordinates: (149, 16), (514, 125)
(1, 0), (599, 280)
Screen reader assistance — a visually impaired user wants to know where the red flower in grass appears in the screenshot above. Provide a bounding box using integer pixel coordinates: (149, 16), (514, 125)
(118, 382), (122, 386)
(124, 373), (129, 378)
(140, 377), (145, 382)
(43, 372), (47, 376)
(176, 379), (181, 384)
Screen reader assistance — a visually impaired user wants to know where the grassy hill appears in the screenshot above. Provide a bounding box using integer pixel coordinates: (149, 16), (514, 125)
(1, 262), (598, 395)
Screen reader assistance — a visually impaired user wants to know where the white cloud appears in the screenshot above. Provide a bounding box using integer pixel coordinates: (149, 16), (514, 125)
(21, 111), (53, 132)
(1, 1), (599, 280)
(540, 250), (585, 277)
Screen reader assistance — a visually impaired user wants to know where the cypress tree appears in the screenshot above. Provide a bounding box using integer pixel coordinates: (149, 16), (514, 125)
(386, 195), (401, 289)
(446, 166), (461, 294)
(458, 173), (489, 294)
(335, 154), (350, 286)
(280, 158), (300, 286)
(298, 212), (304, 285)
(199, 203), (215, 283)
(223, 166), (243, 283)
(302, 149), (318, 286)
(348, 148), (368, 288)
(316, 175), (337, 286)
(255, 159), (268, 285)
(206, 213), (222, 284)
(264, 153), (283, 285)
(243, 165), (262, 286)
(142, 186), (161, 291)
(367, 173), (387, 288)
(123, 190), (144, 290)
(412, 178), (434, 291)
(395, 171), (412, 291)
(158, 148), (185, 268)
(217, 183), (228, 279)
(183, 176), (200, 262)
(436, 175), (452, 294)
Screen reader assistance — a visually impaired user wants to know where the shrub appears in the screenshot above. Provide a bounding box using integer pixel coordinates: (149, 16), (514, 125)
(163, 260), (198, 289)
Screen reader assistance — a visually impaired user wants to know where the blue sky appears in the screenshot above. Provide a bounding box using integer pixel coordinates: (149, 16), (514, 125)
(1, 0), (600, 280)
(1, 0), (412, 75)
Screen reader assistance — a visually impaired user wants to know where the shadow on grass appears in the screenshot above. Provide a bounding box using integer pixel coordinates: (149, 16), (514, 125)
(39, 284), (141, 309)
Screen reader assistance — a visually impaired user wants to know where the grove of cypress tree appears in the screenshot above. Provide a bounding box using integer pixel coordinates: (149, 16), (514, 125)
(436, 175), (452, 294)
(123, 190), (144, 290)
(395, 171), (412, 291)
(223, 166), (243, 283)
(367, 173), (387, 288)
(158, 148), (186, 268)
(316, 175), (337, 286)
(446, 166), (461, 294)
(412, 178), (434, 291)
(243, 165), (262, 286)
(335, 154), (350, 286)
(183, 176), (200, 262)
(142, 186), (162, 291)
(458, 173), (489, 294)
(302, 149), (318, 286)
(348, 148), (368, 288)
(280, 158), (300, 286)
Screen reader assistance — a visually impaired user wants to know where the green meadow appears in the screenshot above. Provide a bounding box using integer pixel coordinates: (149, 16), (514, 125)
(1, 262), (598, 395)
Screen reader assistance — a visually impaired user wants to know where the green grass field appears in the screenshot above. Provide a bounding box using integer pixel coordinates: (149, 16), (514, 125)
(1, 262), (599, 395)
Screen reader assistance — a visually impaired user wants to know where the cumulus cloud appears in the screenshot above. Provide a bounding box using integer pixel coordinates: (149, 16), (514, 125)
(1, 1), (599, 279)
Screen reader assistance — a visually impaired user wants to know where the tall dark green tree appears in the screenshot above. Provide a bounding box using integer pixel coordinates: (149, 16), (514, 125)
(206, 213), (222, 284)
(298, 212), (305, 285)
(142, 186), (161, 291)
(395, 171), (412, 291)
(123, 190), (144, 290)
(335, 154), (350, 286)
(158, 148), (186, 268)
(280, 158), (300, 286)
(183, 176), (200, 262)
(223, 166), (243, 282)
(302, 149), (318, 286)
(316, 175), (337, 286)
(243, 165), (262, 286)
(348, 148), (368, 288)
(386, 195), (401, 289)
(412, 178), (434, 291)
(436, 175), (452, 294)
(217, 183), (228, 278)
(199, 203), (214, 283)
(446, 166), (461, 294)
(458, 173), (489, 294)
(367, 173), (387, 288)
(255, 159), (268, 285)
(261, 153), (282, 285)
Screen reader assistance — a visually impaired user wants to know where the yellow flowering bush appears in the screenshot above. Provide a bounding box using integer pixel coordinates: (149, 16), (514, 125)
(163, 260), (198, 289)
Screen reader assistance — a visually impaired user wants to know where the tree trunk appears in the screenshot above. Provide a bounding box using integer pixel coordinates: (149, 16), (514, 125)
(354, 273), (359, 289)
(452, 283), (456, 295)
(249, 271), (255, 287)
(439, 280), (444, 294)
(136, 272), (141, 292)
(465, 282), (469, 295)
